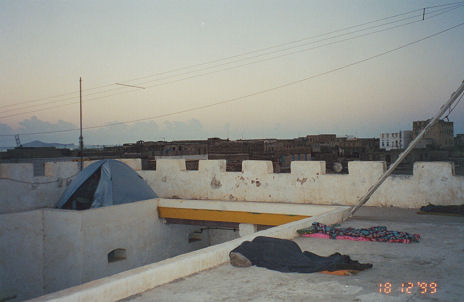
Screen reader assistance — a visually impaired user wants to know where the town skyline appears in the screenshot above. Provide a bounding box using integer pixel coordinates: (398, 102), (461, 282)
(0, 115), (461, 147)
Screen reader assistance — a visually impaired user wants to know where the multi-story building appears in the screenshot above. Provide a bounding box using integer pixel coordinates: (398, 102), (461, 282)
(454, 134), (464, 147)
(412, 119), (454, 148)
(379, 131), (412, 151)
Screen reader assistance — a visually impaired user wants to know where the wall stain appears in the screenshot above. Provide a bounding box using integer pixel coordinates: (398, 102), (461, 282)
(211, 176), (222, 189)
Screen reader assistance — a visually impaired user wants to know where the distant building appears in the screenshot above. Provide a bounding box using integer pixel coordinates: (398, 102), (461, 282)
(455, 134), (464, 147)
(379, 131), (412, 151)
(412, 119), (454, 148)
(306, 134), (337, 145)
(0, 146), (72, 159)
(336, 137), (379, 159)
(414, 138), (434, 149)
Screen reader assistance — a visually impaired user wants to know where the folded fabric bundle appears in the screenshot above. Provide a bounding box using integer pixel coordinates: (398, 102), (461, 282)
(229, 236), (372, 274)
(298, 222), (420, 244)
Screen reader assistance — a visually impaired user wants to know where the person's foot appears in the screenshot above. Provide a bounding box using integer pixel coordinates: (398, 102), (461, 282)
(229, 252), (252, 267)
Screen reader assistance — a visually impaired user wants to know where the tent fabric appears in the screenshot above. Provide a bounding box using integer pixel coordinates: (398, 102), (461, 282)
(230, 236), (372, 273)
(56, 159), (157, 209)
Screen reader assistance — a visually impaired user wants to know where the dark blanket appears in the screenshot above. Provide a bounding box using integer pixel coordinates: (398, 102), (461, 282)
(420, 204), (464, 216)
(230, 236), (372, 273)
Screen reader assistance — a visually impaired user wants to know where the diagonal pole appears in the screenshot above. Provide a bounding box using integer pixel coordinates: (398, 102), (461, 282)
(79, 77), (84, 171)
(344, 80), (464, 220)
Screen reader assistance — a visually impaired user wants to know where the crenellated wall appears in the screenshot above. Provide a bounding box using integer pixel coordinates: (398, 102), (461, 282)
(138, 159), (463, 208)
(0, 159), (141, 214)
(1, 158), (462, 301)
(1, 159), (462, 214)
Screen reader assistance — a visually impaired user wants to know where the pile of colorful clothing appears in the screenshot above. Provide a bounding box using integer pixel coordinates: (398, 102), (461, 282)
(298, 222), (420, 244)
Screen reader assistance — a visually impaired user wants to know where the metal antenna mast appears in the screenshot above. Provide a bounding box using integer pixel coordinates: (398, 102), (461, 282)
(79, 77), (84, 171)
(345, 80), (464, 220)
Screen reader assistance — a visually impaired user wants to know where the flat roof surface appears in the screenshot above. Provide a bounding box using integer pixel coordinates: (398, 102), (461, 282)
(122, 207), (464, 302)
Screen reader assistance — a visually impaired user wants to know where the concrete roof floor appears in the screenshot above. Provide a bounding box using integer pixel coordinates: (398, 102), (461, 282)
(122, 207), (464, 302)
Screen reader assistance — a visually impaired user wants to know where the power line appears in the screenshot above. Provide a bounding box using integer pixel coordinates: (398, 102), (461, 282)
(2, 4), (459, 116)
(79, 1), (464, 86)
(2, 21), (463, 137)
(1, 2), (461, 112)
(81, 4), (463, 92)
(1, 4), (462, 119)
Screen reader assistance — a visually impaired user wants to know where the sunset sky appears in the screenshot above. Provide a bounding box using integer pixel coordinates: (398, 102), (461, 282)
(1, 0), (464, 145)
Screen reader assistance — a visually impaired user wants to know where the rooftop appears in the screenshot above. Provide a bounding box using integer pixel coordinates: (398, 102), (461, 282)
(122, 207), (464, 302)
(2, 159), (462, 301)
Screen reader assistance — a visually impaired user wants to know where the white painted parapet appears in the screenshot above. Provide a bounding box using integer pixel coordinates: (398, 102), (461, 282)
(239, 224), (258, 237)
(29, 206), (350, 302)
(1, 159), (462, 212)
(139, 160), (463, 208)
(0, 162), (69, 214)
(0, 199), (211, 301)
(0, 163), (34, 179)
(0, 159), (142, 214)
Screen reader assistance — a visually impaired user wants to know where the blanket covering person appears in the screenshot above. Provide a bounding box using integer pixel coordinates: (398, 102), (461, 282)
(229, 236), (372, 273)
(297, 222), (420, 243)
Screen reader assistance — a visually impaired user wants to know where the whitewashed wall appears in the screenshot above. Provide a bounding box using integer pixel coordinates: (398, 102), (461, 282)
(0, 199), (212, 301)
(1, 159), (462, 213)
(0, 159), (141, 214)
(139, 159), (463, 208)
(0, 210), (44, 301)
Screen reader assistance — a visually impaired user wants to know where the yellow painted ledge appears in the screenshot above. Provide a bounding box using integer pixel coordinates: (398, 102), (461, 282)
(158, 207), (309, 226)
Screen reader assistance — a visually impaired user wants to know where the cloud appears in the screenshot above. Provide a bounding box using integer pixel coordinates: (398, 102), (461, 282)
(18, 116), (76, 133)
(4, 113), (462, 148)
(0, 123), (15, 147)
(1, 116), (215, 146)
(13, 117), (78, 145)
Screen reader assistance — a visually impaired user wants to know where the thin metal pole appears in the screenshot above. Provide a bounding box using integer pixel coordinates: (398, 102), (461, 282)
(79, 77), (84, 171)
(345, 80), (464, 220)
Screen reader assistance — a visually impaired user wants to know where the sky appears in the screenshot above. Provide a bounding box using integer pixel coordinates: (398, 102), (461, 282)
(1, 0), (464, 146)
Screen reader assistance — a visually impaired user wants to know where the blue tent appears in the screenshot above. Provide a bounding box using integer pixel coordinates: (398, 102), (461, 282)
(57, 159), (157, 210)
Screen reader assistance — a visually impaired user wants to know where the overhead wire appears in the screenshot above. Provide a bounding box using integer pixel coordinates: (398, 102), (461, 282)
(1, 1), (461, 113)
(1, 3), (462, 119)
(2, 3), (460, 116)
(1, 20), (463, 137)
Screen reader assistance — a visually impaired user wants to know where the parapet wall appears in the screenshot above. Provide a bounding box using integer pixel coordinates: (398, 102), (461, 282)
(0, 159), (141, 214)
(0, 199), (213, 301)
(139, 159), (463, 208)
(1, 159), (462, 212)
